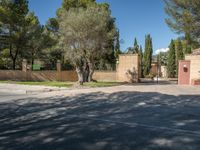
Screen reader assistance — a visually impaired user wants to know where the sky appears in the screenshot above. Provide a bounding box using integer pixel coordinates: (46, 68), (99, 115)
(29, 0), (178, 54)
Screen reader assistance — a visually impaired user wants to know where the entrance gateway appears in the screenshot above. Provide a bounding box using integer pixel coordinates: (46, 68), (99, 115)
(178, 49), (200, 86)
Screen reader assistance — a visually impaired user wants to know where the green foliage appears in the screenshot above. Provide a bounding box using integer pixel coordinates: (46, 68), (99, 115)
(164, 0), (200, 49)
(133, 38), (139, 53)
(114, 29), (121, 59)
(167, 40), (176, 78)
(0, 0), (117, 77)
(61, 0), (95, 11)
(175, 39), (184, 76)
(59, 5), (115, 84)
(145, 73), (156, 79)
(175, 39), (184, 61)
(143, 34), (153, 77)
(0, 0), (33, 69)
(139, 45), (143, 77)
(127, 37), (139, 54)
(158, 52), (168, 66)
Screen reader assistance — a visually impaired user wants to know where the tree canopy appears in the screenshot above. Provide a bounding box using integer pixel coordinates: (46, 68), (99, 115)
(59, 5), (115, 84)
(164, 0), (200, 49)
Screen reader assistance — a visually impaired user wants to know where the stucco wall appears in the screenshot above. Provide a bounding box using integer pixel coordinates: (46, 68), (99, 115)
(160, 66), (167, 78)
(185, 55), (200, 84)
(150, 63), (158, 75)
(117, 54), (140, 82)
(93, 71), (117, 82)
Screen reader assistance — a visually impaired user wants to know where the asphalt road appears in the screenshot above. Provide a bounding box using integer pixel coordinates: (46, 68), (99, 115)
(0, 84), (200, 150)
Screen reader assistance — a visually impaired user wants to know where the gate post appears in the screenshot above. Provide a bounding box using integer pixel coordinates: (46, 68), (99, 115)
(57, 60), (62, 81)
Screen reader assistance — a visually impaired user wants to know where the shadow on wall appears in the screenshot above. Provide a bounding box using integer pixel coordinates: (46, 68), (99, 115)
(0, 91), (200, 150)
(126, 67), (138, 83)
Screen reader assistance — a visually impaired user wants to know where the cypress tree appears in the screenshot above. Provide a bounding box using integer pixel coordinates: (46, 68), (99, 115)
(167, 40), (176, 78)
(133, 38), (139, 53)
(114, 29), (121, 59)
(139, 45), (143, 77)
(143, 34), (153, 77)
(176, 40), (184, 76)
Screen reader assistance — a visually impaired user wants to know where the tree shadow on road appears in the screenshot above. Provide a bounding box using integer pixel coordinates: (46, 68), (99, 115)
(0, 91), (200, 150)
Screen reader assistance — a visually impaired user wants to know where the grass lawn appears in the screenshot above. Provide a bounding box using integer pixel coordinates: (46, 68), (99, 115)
(0, 81), (73, 88)
(83, 81), (121, 87)
(0, 81), (121, 88)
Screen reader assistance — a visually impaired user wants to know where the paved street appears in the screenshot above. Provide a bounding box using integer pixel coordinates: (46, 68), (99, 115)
(0, 83), (200, 150)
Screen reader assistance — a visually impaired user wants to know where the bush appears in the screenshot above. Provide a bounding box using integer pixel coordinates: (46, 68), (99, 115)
(145, 73), (156, 79)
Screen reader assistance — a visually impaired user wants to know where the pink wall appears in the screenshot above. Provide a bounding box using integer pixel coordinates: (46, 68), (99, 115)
(178, 60), (190, 85)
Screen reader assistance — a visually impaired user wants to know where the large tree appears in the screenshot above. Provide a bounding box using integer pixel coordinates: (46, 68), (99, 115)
(25, 12), (45, 68)
(57, 0), (116, 71)
(164, 0), (200, 49)
(59, 5), (115, 85)
(167, 40), (176, 78)
(0, 0), (30, 69)
(143, 34), (153, 76)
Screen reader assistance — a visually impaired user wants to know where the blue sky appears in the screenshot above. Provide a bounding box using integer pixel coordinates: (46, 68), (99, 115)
(29, 0), (178, 53)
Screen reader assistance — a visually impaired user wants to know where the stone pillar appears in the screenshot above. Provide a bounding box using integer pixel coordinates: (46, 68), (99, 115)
(57, 60), (62, 81)
(22, 59), (27, 72)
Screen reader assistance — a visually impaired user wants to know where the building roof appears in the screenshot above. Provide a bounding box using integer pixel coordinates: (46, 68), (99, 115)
(191, 48), (200, 55)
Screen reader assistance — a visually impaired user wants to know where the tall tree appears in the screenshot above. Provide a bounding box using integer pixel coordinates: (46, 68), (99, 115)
(143, 34), (153, 76)
(127, 37), (139, 54)
(133, 38), (139, 53)
(25, 12), (45, 68)
(0, 0), (29, 69)
(175, 40), (184, 60)
(43, 17), (64, 70)
(57, 0), (116, 71)
(167, 40), (176, 78)
(175, 39), (184, 76)
(139, 45), (143, 77)
(164, 0), (200, 50)
(59, 5), (115, 85)
(114, 29), (121, 59)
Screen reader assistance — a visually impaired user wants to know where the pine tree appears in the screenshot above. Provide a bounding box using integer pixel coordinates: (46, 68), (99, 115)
(143, 34), (153, 77)
(164, 0), (200, 50)
(167, 40), (176, 78)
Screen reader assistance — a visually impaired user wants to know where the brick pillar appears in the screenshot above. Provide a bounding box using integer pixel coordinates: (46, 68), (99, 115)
(57, 60), (62, 81)
(22, 59), (27, 72)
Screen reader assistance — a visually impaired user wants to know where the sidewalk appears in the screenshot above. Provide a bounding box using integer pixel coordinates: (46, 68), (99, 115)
(0, 83), (66, 94)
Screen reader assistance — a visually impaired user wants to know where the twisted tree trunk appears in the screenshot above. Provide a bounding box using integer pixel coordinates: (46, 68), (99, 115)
(88, 62), (94, 82)
(76, 67), (84, 85)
